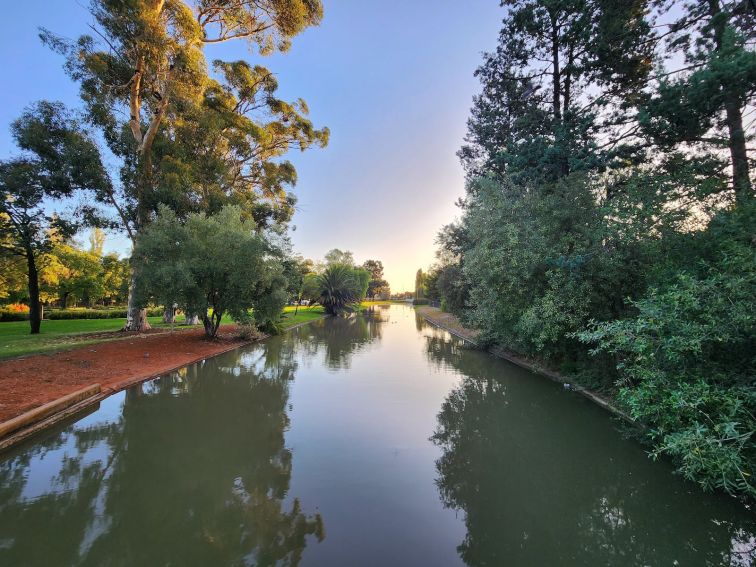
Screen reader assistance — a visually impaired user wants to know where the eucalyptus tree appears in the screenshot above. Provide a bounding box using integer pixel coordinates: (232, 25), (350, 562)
(43, 0), (327, 330)
(0, 102), (109, 333)
(324, 249), (354, 267)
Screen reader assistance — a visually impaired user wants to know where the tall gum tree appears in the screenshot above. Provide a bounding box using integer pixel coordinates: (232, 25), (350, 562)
(43, 0), (327, 330)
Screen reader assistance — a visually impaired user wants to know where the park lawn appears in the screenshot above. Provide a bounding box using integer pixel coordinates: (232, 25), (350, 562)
(280, 305), (326, 328)
(0, 302), (391, 360)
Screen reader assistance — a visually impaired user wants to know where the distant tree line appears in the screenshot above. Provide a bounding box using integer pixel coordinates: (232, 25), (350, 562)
(423, 0), (755, 499)
(1, 227), (129, 314)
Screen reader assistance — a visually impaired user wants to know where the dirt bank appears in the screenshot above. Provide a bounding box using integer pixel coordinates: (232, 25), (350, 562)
(0, 326), (247, 423)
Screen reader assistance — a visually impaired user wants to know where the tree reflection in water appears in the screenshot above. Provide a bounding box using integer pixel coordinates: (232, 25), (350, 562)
(425, 327), (756, 566)
(0, 337), (323, 566)
(290, 306), (386, 370)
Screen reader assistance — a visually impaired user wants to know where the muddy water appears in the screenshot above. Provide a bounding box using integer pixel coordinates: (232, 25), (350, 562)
(0, 304), (753, 566)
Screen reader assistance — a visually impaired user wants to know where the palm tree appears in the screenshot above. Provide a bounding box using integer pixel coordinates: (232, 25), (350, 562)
(316, 264), (362, 315)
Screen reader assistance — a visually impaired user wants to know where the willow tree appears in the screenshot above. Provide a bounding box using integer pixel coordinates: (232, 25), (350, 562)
(43, 0), (326, 330)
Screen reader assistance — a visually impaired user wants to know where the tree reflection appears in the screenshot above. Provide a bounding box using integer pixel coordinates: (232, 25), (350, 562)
(292, 307), (386, 370)
(427, 331), (756, 566)
(0, 338), (323, 566)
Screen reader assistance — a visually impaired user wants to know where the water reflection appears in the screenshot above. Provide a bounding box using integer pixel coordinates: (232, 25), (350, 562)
(3, 306), (754, 567)
(426, 325), (756, 566)
(0, 339), (323, 567)
(290, 308), (386, 370)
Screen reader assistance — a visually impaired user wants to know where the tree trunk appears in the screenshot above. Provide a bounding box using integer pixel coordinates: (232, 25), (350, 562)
(124, 269), (151, 332)
(724, 94), (752, 205)
(163, 305), (176, 324)
(201, 308), (223, 338)
(707, 0), (752, 205)
(25, 249), (41, 335)
(549, 13), (569, 179)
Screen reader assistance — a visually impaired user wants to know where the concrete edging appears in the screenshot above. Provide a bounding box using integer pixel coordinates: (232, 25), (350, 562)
(0, 384), (102, 451)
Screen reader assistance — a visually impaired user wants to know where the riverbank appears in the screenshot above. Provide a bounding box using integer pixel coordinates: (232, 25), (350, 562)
(0, 305), (329, 360)
(0, 309), (330, 429)
(0, 326), (250, 425)
(415, 306), (633, 423)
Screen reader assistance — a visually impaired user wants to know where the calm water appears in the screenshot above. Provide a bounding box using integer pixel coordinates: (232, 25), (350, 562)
(0, 304), (754, 566)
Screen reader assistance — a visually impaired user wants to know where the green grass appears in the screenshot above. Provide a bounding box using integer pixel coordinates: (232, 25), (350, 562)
(280, 305), (326, 328)
(0, 301), (398, 360)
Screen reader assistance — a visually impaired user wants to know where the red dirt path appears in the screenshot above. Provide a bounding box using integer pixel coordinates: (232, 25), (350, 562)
(0, 326), (247, 422)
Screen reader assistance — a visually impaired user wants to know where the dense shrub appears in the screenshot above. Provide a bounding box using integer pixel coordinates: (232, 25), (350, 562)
(0, 307), (164, 321)
(578, 231), (755, 498)
(0, 310), (29, 322)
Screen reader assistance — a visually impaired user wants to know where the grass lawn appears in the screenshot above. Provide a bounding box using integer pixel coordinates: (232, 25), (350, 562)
(0, 301), (396, 360)
(280, 305), (326, 328)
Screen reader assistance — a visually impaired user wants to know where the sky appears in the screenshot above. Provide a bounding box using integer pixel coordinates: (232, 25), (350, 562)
(0, 1), (504, 292)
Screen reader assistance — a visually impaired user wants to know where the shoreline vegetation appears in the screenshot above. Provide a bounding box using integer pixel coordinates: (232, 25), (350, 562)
(416, 306), (634, 424)
(0, 305), (325, 361)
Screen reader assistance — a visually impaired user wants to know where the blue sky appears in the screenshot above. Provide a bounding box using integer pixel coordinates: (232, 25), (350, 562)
(0, 1), (503, 291)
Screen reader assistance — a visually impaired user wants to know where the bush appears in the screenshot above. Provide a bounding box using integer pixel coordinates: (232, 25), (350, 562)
(412, 298), (429, 306)
(46, 307), (164, 320)
(0, 310), (29, 322)
(0, 307), (164, 321)
(578, 237), (756, 498)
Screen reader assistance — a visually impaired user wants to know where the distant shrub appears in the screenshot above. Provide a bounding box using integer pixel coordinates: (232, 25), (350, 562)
(47, 307), (164, 320)
(5, 303), (29, 313)
(0, 310), (29, 322)
(0, 307), (164, 322)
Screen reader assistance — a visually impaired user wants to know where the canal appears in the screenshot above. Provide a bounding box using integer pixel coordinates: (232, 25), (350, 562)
(0, 304), (753, 565)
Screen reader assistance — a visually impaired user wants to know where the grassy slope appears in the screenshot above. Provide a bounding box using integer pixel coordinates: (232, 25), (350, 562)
(0, 301), (396, 360)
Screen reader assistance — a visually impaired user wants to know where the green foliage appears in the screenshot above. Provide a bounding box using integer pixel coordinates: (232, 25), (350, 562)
(301, 273), (321, 303)
(314, 264), (364, 316)
(578, 215), (755, 497)
(49, 307), (164, 320)
(134, 205), (286, 337)
(435, 0), (756, 498)
(42, 0), (328, 329)
(0, 307), (163, 322)
(324, 249), (354, 267)
(363, 259), (390, 298)
(0, 101), (110, 334)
